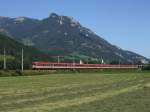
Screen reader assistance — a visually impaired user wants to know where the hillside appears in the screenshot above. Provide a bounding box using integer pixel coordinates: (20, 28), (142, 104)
(0, 13), (149, 64)
(0, 33), (52, 69)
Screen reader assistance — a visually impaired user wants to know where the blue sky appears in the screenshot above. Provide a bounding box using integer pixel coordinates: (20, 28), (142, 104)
(0, 0), (150, 58)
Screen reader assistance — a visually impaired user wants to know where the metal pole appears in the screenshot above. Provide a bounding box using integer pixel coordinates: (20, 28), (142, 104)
(101, 56), (104, 64)
(73, 56), (75, 65)
(87, 58), (88, 64)
(21, 48), (24, 72)
(57, 56), (60, 63)
(3, 48), (6, 70)
(73, 56), (75, 69)
(119, 59), (121, 68)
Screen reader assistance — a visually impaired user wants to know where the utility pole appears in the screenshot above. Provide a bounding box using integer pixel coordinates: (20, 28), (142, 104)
(73, 56), (75, 69)
(101, 56), (104, 64)
(57, 56), (60, 63)
(21, 48), (24, 72)
(73, 56), (75, 65)
(3, 48), (6, 70)
(119, 59), (121, 68)
(86, 58), (88, 64)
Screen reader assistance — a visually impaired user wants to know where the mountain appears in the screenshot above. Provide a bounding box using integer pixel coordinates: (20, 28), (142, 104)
(0, 16), (39, 41)
(0, 13), (149, 64)
(0, 33), (52, 69)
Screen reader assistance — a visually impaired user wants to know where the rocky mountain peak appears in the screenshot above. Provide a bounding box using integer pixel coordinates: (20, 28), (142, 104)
(49, 13), (59, 18)
(0, 13), (149, 64)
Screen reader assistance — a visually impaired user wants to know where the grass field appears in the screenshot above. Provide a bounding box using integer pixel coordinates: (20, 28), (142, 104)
(0, 72), (150, 112)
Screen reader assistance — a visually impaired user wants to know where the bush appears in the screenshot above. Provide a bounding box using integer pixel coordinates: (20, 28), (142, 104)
(0, 70), (24, 77)
(15, 70), (23, 76)
(0, 70), (12, 77)
(142, 65), (150, 70)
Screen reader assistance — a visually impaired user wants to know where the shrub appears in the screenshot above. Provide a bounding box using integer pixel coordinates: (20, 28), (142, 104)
(142, 65), (150, 70)
(15, 70), (23, 76)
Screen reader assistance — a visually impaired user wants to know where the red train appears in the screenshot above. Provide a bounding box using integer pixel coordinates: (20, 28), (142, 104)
(32, 61), (138, 70)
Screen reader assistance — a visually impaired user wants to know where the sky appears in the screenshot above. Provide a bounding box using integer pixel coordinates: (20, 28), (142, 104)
(0, 0), (150, 58)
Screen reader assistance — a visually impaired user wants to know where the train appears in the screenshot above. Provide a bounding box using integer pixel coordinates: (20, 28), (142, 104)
(32, 61), (139, 70)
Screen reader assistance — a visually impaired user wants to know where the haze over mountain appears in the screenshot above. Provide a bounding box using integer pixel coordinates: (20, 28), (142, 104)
(0, 13), (149, 64)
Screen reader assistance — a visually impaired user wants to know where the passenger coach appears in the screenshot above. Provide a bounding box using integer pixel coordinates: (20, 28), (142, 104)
(32, 61), (138, 70)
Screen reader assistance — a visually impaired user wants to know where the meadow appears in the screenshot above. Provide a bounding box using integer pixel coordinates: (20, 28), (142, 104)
(0, 72), (149, 112)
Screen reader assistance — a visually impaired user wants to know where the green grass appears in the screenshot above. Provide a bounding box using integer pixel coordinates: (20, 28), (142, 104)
(0, 72), (150, 112)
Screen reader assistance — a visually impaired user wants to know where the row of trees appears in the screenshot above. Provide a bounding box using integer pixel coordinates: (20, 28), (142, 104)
(0, 48), (148, 70)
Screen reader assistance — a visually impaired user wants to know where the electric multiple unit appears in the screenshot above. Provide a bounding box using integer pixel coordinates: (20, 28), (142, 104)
(32, 61), (138, 69)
